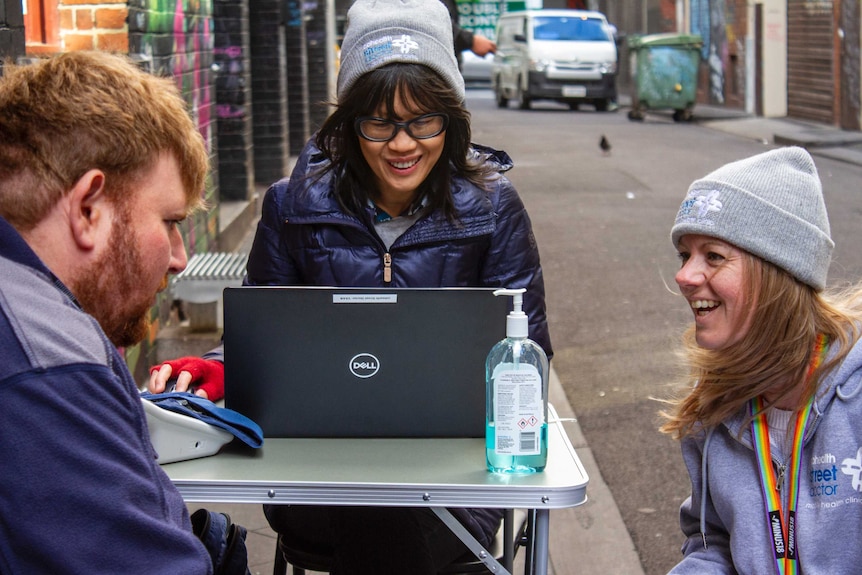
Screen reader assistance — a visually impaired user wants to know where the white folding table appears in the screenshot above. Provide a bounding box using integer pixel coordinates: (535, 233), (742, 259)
(161, 405), (589, 575)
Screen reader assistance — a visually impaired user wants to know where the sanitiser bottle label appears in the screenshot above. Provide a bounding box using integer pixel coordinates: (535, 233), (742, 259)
(492, 364), (543, 455)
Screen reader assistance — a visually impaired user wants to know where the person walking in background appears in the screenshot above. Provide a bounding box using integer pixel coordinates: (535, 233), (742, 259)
(0, 51), (250, 574)
(149, 0), (550, 571)
(661, 147), (862, 574)
(440, 0), (496, 63)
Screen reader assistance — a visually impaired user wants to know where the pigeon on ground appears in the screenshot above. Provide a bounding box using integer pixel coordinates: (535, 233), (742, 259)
(599, 135), (611, 156)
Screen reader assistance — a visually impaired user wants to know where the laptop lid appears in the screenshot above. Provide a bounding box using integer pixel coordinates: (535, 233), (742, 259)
(223, 286), (508, 438)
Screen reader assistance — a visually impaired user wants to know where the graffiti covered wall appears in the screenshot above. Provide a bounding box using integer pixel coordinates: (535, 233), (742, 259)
(213, 0), (255, 201)
(691, 0), (726, 104)
(127, 0), (217, 381)
(689, 0), (747, 108)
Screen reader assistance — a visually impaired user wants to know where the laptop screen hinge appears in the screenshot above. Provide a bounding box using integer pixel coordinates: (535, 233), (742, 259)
(383, 252), (392, 283)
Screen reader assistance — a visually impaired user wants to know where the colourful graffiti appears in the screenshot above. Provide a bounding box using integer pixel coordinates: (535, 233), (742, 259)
(213, 45), (246, 120)
(690, 0), (726, 104)
(127, 0), (216, 380)
(130, 0), (216, 254)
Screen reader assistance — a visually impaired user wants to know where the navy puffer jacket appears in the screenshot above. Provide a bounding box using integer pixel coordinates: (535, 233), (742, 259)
(249, 138), (552, 547)
(246, 140), (552, 357)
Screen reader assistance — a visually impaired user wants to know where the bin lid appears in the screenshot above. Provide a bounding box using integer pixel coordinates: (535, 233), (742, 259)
(628, 33), (703, 49)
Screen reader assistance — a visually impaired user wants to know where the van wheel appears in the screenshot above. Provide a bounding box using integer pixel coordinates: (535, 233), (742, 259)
(494, 81), (508, 109)
(517, 83), (531, 110)
(568, 101), (580, 110)
(594, 99), (609, 112)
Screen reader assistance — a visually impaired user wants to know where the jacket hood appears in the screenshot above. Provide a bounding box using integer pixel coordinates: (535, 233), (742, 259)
(824, 330), (862, 404)
(722, 334), (862, 439)
(469, 143), (514, 172)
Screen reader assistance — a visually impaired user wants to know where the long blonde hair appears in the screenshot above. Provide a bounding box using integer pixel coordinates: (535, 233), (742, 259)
(660, 252), (862, 440)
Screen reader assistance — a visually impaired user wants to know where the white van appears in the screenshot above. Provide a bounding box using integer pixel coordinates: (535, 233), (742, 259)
(492, 9), (618, 111)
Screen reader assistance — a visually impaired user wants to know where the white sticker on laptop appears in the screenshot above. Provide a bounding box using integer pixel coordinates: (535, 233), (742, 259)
(333, 294), (398, 304)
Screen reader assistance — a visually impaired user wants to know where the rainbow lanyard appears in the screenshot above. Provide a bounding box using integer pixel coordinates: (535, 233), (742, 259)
(749, 333), (828, 575)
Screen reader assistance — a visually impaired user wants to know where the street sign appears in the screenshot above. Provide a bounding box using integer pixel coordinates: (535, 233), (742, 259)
(456, 0), (544, 41)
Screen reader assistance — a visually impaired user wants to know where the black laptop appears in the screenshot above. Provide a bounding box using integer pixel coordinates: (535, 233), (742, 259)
(223, 286), (508, 438)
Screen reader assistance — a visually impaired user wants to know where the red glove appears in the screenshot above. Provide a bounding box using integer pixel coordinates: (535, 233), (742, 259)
(149, 357), (225, 402)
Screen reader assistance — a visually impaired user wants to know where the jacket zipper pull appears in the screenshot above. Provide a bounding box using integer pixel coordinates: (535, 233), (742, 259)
(383, 253), (392, 283)
(775, 463), (786, 492)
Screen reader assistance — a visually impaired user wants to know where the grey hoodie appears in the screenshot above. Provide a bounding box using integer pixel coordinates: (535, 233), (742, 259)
(669, 335), (862, 574)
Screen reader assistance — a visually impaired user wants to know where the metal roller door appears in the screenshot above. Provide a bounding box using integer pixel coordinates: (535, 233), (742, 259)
(787, 0), (835, 124)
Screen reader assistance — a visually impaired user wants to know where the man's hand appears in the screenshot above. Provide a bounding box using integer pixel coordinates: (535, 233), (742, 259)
(471, 34), (496, 57)
(148, 357), (225, 401)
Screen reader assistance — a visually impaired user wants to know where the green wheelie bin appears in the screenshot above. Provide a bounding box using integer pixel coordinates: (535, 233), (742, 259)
(626, 33), (702, 122)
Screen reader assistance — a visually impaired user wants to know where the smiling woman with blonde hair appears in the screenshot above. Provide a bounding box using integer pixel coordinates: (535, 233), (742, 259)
(661, 146), (862, 575)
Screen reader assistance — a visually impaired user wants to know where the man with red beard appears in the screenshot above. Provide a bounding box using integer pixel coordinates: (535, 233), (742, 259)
(0, 51), (248, 574)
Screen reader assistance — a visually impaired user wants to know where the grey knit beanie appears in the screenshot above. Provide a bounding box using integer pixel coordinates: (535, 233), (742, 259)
(671, 146), (834, 291)
(338, 0), (465, 102)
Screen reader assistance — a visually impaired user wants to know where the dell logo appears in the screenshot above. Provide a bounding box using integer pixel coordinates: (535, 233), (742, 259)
(349, 353), (380, 378)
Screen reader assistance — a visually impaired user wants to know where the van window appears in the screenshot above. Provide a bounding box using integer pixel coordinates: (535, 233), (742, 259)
(497, 18), (525, 47)
(531, 16), (612, 42)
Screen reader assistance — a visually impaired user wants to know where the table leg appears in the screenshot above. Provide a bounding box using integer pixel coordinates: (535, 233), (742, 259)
(503, 508), (515, 568)
(523, 508), (551, 575)
(532, 509), (550, 575)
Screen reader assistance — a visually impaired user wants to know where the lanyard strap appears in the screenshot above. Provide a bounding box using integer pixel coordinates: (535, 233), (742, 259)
(749, 333), (827, 575)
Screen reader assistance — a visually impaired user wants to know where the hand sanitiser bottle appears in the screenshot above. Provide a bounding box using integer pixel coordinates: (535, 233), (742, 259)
(486, 288), (549, 473)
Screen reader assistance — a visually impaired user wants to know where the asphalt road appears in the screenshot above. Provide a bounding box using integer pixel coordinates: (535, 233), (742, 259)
(464, 88), (862, 575)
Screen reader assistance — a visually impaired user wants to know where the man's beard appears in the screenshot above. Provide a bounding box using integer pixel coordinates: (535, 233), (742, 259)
(71, 207), (159, 348)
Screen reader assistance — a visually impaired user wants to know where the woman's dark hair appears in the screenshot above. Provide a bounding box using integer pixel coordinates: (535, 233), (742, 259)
(314, 62), (494, 221)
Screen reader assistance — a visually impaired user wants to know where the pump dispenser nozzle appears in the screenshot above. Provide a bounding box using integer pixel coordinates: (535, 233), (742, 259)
(493, 288), (528, 339)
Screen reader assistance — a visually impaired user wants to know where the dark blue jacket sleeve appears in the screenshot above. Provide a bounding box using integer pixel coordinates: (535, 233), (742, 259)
(0, 365), (213, 574)
(482, 176), (553, 358)
(245, 179), (300, 286)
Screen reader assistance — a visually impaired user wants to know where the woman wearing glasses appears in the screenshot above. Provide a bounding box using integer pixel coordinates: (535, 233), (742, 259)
(255, 0), (551, 569)
(150, 0), (550, 572)
(252, 0), (550, 570)
(242, 7), (550, 360)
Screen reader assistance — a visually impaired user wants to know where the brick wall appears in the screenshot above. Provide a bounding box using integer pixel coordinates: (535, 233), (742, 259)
(285, 0), (310, 156)
(213, 0), (254, 201)
(249, 0), (290, 186)
(0, 0), (26, 71)
(59, 0), (129, 52)
(305, 0), (329, 132)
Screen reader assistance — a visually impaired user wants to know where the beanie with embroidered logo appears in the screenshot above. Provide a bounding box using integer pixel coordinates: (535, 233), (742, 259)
(671, 146), (833, 291)
(337, 0), (465, 102)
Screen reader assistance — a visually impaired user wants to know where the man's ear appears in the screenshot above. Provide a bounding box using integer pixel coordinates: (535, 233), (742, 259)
(68, 169), (111, 251)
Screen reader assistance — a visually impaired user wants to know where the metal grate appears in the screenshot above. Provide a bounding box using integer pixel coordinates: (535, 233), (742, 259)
(171, 252), (247, 303)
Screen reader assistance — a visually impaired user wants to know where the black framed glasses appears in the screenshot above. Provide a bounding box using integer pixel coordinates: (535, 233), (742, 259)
(354, 113), (449, 142)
